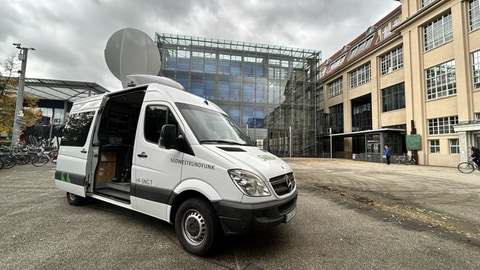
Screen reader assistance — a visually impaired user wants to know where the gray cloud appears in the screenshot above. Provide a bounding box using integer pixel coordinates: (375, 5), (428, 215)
(0, 0), (400, 90)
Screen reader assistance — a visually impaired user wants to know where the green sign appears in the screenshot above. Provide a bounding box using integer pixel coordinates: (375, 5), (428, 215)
(406, 134), (421, 150)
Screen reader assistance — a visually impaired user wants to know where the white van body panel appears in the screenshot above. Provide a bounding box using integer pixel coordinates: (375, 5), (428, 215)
(200, 145), (295, 203)
(173, 179), (222, 201)
(201, 144), (292, 183)
(131, 196), (169, 221)
(55, 76), (297, 251)
(54, 96), (102, 197)
(55, 180), (85, 197)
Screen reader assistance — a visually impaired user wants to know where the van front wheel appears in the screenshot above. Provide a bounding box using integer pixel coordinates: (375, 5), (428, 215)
(66, 192), (86, 205)
(175, 198), (220, 256)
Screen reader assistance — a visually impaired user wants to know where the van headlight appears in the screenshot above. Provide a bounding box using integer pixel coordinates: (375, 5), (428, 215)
(228, 169), (270, 197)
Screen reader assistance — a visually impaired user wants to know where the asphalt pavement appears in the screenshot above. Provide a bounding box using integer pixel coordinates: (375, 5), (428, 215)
(1, 158), (480, 270)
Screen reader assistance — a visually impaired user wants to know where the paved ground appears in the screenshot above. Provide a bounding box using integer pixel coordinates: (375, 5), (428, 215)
(288, 158), (480, 241)
(1, 159), (480, 269)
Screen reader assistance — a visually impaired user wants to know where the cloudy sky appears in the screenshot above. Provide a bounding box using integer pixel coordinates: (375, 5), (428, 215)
(0, 0), (400, 91)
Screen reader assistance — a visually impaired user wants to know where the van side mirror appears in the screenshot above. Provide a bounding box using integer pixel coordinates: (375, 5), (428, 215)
(159, 124), (177, 149)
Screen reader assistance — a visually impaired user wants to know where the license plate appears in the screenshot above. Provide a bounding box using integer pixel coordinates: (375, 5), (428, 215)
(285, 207), (296, 223)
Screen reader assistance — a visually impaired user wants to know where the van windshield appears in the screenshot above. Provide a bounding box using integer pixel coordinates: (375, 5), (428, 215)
(177, 103), (255, 146)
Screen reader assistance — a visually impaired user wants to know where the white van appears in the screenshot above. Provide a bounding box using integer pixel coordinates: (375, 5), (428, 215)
(54, 75), (297, 256)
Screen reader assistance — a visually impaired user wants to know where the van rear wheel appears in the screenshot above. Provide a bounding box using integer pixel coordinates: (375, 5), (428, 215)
(66, 192), (86, 205)
(175, 198), (220, 256)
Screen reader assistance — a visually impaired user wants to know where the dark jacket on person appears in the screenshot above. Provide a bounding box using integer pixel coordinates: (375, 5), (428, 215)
(471, 146), (480, 158)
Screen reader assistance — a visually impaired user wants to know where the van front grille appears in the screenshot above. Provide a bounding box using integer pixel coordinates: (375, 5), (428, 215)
(269, 173), (295, 196)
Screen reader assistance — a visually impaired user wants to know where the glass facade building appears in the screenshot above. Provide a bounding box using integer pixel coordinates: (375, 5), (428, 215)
(155, 33), (322, 157)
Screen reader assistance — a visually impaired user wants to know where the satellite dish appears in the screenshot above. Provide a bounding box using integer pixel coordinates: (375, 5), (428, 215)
(104, 28), (161, 88)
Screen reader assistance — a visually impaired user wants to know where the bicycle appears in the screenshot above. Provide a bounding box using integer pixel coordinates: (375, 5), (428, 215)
(405, 155), (416, 165)
(29, 146), (50, 167)
(457, 159), (480, 174)
(395, 154), (416, 165)
(0, 146), (17, 169)
(11, 145), (31, 165)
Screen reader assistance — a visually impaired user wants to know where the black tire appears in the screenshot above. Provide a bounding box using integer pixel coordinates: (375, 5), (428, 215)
(2, 155), (17, 169)
(66, 192), (87, 205)
(0, 158), (4, 170)
(457, 162), (475, 174)
(175, 198), (221, 257)
(32, 155), (49, 167)
(16, 154), (31, 165)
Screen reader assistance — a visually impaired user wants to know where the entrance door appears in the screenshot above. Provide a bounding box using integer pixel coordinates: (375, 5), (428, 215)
(366, 134), (380, 162)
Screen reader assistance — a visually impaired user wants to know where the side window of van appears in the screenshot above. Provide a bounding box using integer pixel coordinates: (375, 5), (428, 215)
(61, 111), (95, 147)
(144, 105), (179, 143)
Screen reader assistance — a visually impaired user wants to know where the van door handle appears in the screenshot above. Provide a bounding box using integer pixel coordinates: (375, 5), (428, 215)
(81, 149), (87, 153)
(137, 152), (148, 158)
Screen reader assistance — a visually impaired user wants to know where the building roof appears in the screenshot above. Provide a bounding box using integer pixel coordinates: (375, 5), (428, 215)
(155, 32), (321, 59)
(23, 77), (109, 102)
(321, 6), (402, 79)
(328, 128), (406, 138)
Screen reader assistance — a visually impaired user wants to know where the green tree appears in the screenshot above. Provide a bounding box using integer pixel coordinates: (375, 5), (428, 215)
(0, 53), (42, 136)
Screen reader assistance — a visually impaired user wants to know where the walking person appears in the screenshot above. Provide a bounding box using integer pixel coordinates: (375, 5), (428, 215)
(384, 144), (391, 165)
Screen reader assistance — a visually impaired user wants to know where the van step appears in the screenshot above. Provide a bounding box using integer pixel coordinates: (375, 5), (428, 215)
(95, 188), (130, 202)
(106, 182), (130, 192)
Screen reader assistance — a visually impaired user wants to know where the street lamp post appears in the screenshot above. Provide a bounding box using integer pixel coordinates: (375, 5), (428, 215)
(289, 126), (292, 158)
(11, 43), (35, 147)
(329, 127), (332, 159)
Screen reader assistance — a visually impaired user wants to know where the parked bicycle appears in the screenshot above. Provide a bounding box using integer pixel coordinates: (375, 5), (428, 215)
(2, 144), (53, 167)
(11, 145), (32, 165)
(395, 154), (416, 165)
(457, 158), (480, 174)
(0, 146), (18, 169)
(28, 146), (51, 167)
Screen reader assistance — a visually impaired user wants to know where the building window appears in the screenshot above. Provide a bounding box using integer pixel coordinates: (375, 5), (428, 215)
(428, 116), (458, 135)
(392, 17), (400, 28)
(350, 63), (371, 88)
(328, 77), (343, 98)
(380, 47), (404, 75)
(328, 54), (346, 72)
(382, 83), (405, 112)
(352, 96), (372, 132)
(424, 12), (453, 51)
(318, 86), (324, 103)
(422, 0), (435, 7)
(425, 60), (456, 100)
(156, 33), (321, 157)
(429, 139), (440, 153)
(473, 50), (480, 90)
(329, 103), (344, 134)
(381, 26), (390, 39)
(348, 36), (374, 60)
(470, 0), (480, 31)
(449, 139), (460, 154)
